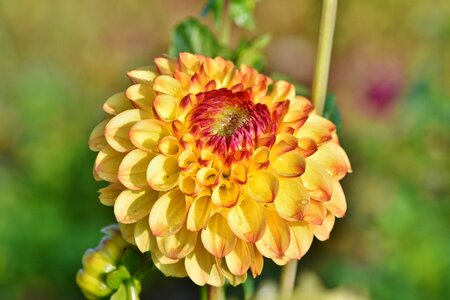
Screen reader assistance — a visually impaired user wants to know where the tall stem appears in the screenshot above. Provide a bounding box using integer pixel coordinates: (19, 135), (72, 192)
(219, 0), (232, 46)
(279, 2), (337, 298)
(208, 285), (225, 300)
(279, 260), (298, 300)
(311, 0), (338, 115)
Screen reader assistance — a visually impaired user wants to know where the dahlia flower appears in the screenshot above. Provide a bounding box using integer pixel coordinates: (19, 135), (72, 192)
(89, 52), (351, 286)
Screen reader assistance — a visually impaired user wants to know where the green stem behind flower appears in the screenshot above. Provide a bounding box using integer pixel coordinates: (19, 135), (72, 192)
(280, 0), (338, 298)
(279, 260), (298, 300)
(311, 0), (338, 115)
(208, 285), (225, 300)
(219, 0), (232, 46)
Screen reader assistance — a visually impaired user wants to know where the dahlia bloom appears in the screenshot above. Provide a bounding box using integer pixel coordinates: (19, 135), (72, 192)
(90, 53), (351, 286)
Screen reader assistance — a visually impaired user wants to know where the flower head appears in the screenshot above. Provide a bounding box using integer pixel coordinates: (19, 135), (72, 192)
(90, 53), (351, 286)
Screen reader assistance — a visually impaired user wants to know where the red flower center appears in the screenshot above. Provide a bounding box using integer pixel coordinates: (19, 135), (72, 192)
(188, 89), (271, 163)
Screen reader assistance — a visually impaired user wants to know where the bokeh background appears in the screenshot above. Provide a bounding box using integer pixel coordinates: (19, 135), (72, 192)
(0, 0), (449, 299)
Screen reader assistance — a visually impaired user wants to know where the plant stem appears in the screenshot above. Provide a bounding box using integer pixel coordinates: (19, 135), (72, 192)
(208, 285), (225, 300)
(279, 2), (338, 298)
(279, 260), (298, 300)
(125, 279), (138, 300)
(311, 0), (338, 115)
(219, 0), (232, 46)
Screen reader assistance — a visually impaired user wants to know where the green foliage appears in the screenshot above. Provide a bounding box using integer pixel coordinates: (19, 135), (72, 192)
(168, 18), (271, 72)
(202, 0), (260, 30)
(234, 34), (271, 71)
(201, 0), (224, 27)
(323, 94), (341, 130)
(168, 18), (232, 59)
(230, 0), (259, 30)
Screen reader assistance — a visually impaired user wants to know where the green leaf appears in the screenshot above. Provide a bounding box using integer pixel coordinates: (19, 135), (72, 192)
(110, 283), (127, 300)
(106, 266), (131, 290)
(234, 34), (271, 71)
(202, 0), (224, 27)
(323, 93), (342, 129)
(120, 248), (144, 275)
(168, 18), (231, 58)
(230, 0), (258, 30)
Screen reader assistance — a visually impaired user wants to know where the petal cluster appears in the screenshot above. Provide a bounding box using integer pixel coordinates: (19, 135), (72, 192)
(90, 53), (351, 286)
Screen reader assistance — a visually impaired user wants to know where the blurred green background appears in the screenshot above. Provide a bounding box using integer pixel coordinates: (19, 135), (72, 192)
(0, 0), (449, 299)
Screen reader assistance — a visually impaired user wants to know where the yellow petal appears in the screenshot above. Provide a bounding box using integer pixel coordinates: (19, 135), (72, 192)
(179, 52), (202, 76)
(219, 259), (248, 286)
(297, 137), (318, 157)
(201, 213), (237, 258)
(186, 195), (212, 231)
(152, 249), (180, 264)
(196, 167), (218, 187)
(103, 92), (133, 115)
(105, 109), (151, 152)
(271, 150), (306, 177)
(285, 221), (314, 259)
(206, 261), (225, 287)
(272, 255), (291, 266)
(230, 161), (247, 183)
(211, 180), (239, 208)
(154, 57), (177, 75)
(325, 180), (347, 218)
(149, 189), (187, 237)
(118, 149), (154, 190)
(252, 146), (270, 164)
(295, 121), (332, 145)
(157, 136), (180, 156)
(118, 223), (136, 245)
(147, 155), (180, 191)
(174, 72), (192, 92)
(98, 182), (125, 206)
(248, 243), (264, 278)
(310, 142), (351, 179)
(255, 208), (290, 258)
(247, 170), (279, 203)
(151, 252), (187, 278)
(114, 189), (158, 224)
(89, 118), (109, 151)
(179, 174), (199, 196)
(127, 66), (157, 84)
(184, 241), (215, 286)
(129, 119), (170, 153)
(125, 83), (155, 111)
(227, 197), (266, 243)
(269, 133), (298, 159)
(157, 226), (197, 260)
(274, 178), (310, 221)
(153, 94), (179, 122)
(270, 80), (295, 102)
(303, 200), (327, 225)
(94, 145), (126, 182)
(178, 150), (198, 172)
(153, 75), (182, 97)
(283, 96), (313, 123)
(224, 239), (251, 276)
(301, 159), (333, 201)
(133, 218), (154, 253)
(312, 211), (335, 241)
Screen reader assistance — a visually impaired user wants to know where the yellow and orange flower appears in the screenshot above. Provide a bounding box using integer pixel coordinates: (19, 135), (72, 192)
(89, 52), (351, 286)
